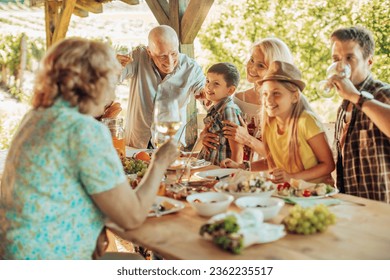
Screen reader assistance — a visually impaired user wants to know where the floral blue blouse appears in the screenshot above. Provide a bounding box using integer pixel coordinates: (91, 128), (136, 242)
(0, 99), (126, 259)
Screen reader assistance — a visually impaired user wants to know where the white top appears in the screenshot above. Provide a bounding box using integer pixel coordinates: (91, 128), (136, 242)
(121, 46), (205, 148)
(233, 94), (262, 161)
(233, 94), (262, 124)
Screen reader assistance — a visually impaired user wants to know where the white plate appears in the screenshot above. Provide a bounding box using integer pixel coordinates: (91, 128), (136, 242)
(168, 159), (211, 171)
(194, 168), (240, 181)
(148, 196), (185, 217)
(273, 187), (339, 200)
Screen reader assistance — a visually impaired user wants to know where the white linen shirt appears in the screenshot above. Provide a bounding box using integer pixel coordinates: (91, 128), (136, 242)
(121, 46), (205, 148)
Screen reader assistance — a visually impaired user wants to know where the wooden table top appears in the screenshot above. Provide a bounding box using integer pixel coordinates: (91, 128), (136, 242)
(112, 165), (390, 260)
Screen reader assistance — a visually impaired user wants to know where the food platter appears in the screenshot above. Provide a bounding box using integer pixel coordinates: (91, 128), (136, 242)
(214, 180), (276, 199)
(274, 186), (339, 200)
(148, 196), (185, 217)
(194, 168), (240, 181)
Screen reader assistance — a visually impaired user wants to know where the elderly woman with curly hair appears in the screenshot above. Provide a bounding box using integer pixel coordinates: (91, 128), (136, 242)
(0, 38), (178, 260)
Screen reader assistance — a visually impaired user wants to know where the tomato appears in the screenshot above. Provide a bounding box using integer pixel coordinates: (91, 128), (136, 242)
(283, 182), (291, 188)
(277, 184), (284, 191)
(303, 189), (312, 197)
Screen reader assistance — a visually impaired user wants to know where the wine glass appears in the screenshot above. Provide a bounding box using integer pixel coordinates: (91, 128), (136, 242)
(317, 61), (351, 98)
(153, 99), (182, 140)
(151, 124), (166, 148)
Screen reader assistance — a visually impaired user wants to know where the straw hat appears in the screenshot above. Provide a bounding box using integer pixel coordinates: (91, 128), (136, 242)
(257, 61), (306, 91)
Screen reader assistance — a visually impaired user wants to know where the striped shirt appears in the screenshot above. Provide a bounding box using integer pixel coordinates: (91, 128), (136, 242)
(198, 97), (242, 165)
(335, 75), (390, 203)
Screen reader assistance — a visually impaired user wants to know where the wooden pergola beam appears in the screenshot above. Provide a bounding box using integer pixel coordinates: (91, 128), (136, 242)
(75, 0), (102, 14)
(145, 0), (170, 26)
(181, 0), (213, 43)
(51, 0), (77, 46)
(44, 1), (60, 49)
(73, 7), (89, 18)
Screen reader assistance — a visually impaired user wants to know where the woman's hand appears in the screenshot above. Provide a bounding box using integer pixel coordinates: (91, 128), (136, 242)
(199, 124), (219, 150)
(222, 115), (250, 145)
(153, 139), (179, 167)
(270, 168), (291, 184)
(220, 158), (242, 169)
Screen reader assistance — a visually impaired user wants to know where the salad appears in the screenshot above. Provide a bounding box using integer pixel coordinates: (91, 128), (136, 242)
(221, 177), (275, 194)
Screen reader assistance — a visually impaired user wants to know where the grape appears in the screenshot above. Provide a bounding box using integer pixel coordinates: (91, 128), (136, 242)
(121, 157), (148, 177)
(283, 204), (336, 235)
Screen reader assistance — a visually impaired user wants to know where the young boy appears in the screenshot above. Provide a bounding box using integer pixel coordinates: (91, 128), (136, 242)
(198, 62), (243, 165)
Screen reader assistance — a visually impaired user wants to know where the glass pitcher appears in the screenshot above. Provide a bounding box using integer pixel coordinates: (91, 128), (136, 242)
(102, 117), (126, 158)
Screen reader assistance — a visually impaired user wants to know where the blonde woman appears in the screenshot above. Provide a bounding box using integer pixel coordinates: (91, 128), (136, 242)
(0, 38), (178, 259)
(202, 38), (294, 161)
(221, 61), (334, 184)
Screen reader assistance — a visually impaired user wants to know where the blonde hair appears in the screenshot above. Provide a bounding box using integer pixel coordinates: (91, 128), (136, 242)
(261, 81), (318, 172)
(31, 37), (121, 114)
(251, 37), (294, 65)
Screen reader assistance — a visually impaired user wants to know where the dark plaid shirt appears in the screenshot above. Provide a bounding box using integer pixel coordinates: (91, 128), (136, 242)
(198, 97), (241, 165)
(334, 74), (390, 203)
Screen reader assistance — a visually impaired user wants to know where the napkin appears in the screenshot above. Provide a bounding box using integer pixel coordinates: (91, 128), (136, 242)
(283, 198), (341, 207)
(200, 209), (285, 253)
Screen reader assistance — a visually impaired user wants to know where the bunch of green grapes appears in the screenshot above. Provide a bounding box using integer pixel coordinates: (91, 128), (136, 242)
(283, 204), (336, 235)
(121, 157), (148, 177)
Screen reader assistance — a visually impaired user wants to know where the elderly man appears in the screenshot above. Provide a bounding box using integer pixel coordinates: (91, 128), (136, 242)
(118, 25), (205, 149)
(328, 26), (390, 203)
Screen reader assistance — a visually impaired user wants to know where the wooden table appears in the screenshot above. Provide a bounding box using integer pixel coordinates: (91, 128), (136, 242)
(112, 166), (390, 260)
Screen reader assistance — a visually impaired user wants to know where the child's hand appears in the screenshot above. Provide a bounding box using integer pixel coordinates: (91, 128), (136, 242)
(270, 168), (291, 183)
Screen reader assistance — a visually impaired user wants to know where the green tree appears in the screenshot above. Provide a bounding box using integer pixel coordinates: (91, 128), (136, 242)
(199, 0), (389, 102)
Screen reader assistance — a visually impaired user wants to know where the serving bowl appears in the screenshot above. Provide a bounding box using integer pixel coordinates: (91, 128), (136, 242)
(186, 192), (234, 217)
(234, 197), (285, 221)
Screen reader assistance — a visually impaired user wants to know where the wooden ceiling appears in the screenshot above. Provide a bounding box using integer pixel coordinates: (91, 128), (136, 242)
(29, 1), (140, 18)
(29, 0), (214, 58)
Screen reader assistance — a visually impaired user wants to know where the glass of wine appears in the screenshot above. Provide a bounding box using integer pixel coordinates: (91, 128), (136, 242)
(153, 99), (182, 141)
(317, 61), (351, 98)
(151, 124), (166, 148)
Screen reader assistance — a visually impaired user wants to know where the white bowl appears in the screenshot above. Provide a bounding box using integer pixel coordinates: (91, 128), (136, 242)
(186, 192), (234, 217)
(214, 181), (276, 199)
(234, 197), (285, 221)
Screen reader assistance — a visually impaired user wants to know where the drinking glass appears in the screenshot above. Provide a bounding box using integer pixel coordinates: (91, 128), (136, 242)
(151, 124), (166, 148)
(153, 99), (182, 140)
(317, 61), (351, 98)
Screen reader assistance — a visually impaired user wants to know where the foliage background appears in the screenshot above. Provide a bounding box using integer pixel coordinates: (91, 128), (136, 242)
(198, 0), (390, 121)
(0, 0), (389, 149)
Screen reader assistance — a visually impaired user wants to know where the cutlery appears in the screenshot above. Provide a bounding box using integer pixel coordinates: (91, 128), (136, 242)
(177, 137), (201, 183)
(334, 197), (366, 206)
(205, 174), (233, 180)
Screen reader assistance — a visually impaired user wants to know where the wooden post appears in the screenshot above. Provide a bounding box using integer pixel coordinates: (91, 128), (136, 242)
(145, 0), (214, 150)
(17, 34), (27, 91)
(51, 0), (77, 46)
(44, 0), (59, 49)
